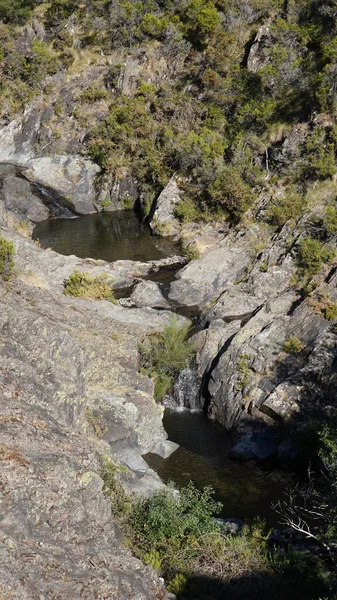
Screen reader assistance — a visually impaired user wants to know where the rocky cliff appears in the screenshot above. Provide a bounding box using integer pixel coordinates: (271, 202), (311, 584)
(0, 221), (180, 599)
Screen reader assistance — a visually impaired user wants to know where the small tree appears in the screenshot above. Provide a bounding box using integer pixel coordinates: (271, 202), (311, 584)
(0, 236), (15, 281)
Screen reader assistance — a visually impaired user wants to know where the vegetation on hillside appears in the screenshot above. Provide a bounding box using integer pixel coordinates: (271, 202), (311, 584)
(101, 458), (333, 600)
(2, 0), (337, 228)
(0, 236), (15, 280)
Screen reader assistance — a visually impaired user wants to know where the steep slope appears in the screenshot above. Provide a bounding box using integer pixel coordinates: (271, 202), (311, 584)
(0, 226), (177, 599)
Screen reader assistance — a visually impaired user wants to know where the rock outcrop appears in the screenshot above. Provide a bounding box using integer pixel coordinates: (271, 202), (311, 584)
(150, 177), (181, 237)
(0, 225), (176, 599)
(0, 105), (100, 218)
(166, 222), (337, 433)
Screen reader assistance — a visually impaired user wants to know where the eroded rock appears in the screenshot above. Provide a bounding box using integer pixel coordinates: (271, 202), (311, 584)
(0, 229), (176, 599)
(150, 177), (181, 237)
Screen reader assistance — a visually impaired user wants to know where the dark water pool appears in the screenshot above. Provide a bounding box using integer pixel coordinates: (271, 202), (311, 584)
(33, 211), (181, 262)
(145, 410), (292, 526)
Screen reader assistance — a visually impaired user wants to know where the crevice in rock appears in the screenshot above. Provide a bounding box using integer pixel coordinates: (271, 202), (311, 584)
(241, 29), (259, 68)
(325, 265), (337, 284)
(276, 233), (301, 266)
(287, 293), (305, 316)
(241, 303), (265, 327)
(259, 402), (284, 422)
(201, 331), (238, 414)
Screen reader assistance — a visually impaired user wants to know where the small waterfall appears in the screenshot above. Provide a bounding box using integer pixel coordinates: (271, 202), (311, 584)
(174, 367), (202, 411)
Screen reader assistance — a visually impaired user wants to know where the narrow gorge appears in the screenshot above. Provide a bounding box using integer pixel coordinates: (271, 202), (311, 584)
(1, 1), (337, 599)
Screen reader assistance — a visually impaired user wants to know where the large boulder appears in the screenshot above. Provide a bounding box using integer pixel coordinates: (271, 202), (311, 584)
(247, 20), (273, 72)
(169, 244), (251, 310)
(150, 177), (181, 237)
(0, 109), (100, 216)
(0, 174), (49, 222)
(127, 279), (171, 309)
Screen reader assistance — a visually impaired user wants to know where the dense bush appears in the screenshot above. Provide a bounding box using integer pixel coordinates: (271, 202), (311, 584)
(266, 188), (305, 227)
(296, 238), (335, 278)
(63, 270), (116, 302)
(101, 460), (332, 600)
(0, 236), (15, 280)
(0, 0), (34, 24)
(140, 316), (194, 400)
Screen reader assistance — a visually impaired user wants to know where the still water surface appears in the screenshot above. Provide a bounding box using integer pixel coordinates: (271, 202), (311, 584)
(145, 410), (291, 526)
(33, 211), (181, 262)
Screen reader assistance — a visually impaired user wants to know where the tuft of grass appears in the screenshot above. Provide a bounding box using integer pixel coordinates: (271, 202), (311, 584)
(324, 301), (337, 321)
(283, 336), (304, 354)
(0, 236), (15, 280)
(182, 241), (200, 262)
(63, 270), (117, 302)
(140, 316), (195, 400)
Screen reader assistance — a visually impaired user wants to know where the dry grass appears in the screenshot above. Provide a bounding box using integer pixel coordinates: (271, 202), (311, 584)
(63, 270), (117, 302)
(0, 445), (29, 468)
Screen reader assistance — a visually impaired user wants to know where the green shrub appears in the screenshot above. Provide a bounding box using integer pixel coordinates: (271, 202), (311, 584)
(300, 127), (337, 181)
(266, 189), (305, 228)
(0, 236), (15, 280)
(174, 197), (203, 222)
(283, 336), (304, 354)
(167, 573), (188, 594)
(102, 456), (331, 600)
(207, 167), (253, 222)
(324, 301), (337, 321)
(141, 13), (167, 37)
(140, 316), (195, 400)
(322, 205), (337, 237)
(182, 241), (200, 261)
(296, 238), (335, 278)
(99, 198), (112, 212)
(0, 0), (34, 23)
(236, 353), (252, 390)
(154, 373), (172, 401)
(79, 85), (108, 103)
(131, 483), (222, 573)
(63, 270), (116, 302)
(100, 457), (133, 519)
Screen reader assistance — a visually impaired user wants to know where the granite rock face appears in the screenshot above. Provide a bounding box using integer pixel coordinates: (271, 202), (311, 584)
(0, 107), (100, 217)
(97, 175), (140, 211)
(171, 223), (337, 432)
(0, 226), (173, 599)
(0, 174), (49, 222)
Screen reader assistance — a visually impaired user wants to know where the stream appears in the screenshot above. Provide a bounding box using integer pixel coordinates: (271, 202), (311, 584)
(32, 209), (292, 527)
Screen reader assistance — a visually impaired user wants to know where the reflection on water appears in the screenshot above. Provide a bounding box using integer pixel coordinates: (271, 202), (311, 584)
(33, 211), (181, 262)
(145, 410), (291, 526)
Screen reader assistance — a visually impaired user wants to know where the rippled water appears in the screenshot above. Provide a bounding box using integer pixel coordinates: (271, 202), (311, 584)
(33, 211), (181, 262)
(145, 410), (292, 526)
